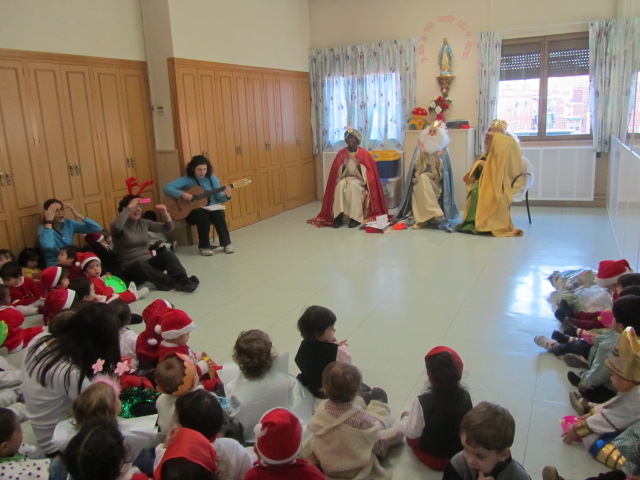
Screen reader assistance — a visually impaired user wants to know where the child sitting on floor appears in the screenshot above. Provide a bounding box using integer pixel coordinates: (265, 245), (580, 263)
(399, 346), (473, 471)
(84, 230), (123, 279)
(77, 252), (148, 304)
(57, 245), (82, 281)
(295, 305), (352, 398)
(154, 389), (255, 480)
(0, 262), (44, 316)
(153, 426), (219, 480)
(301, 361), (403, 480)
(17, 248), (43, 281)
(218, 329), (314, 444)
(245, 407), (324, 480)
(68, 277), (97, 303)
(136, 299), (173, 368)
(0, 408), (55, 479)
(443, 401), (530, 480)
(0, 285), (43, 354)
(111, 300), (139, 366)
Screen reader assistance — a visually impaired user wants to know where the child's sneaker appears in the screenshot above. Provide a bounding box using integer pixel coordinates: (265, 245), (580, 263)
(542, 466), (565, 480)
(563, 353), (589, 369)
(551, 330), (570, 343)
(567, 371), (582, 386)
(534, 335), (559, 352)
(569, 391), (590, 415)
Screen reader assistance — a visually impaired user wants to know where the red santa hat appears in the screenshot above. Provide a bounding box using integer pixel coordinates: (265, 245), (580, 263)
(85, 233), (105, 245)
(40, 266), (63, 292)
(153, 428), (217, 479)
(155, 309), (195, 340)
(253, 408), (302, 465)
(45, 289), (75, 316)
(76, 252), (100, 271)
(596, 259), (632, 287)
(141, 299), (172, 346)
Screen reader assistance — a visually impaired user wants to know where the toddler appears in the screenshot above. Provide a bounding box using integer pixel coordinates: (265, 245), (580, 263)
(136, 299), (173, 368)
(0, 250), (15, 269)
(568, 294), (640, 407)
(245, 407), (324, 479)
(84, 230), (123, 278)
(155, 352), (200, 438)
(155, 389), (255, 480)
(68, 276), (97, 303)
(77, 252), (148, 303)
(218, 329), (314, 443)
(295, 305), (352, 398)
(0, 408), (54, 479)
(0, 261), (44, 316)
(53, 377), (157, 462)
(562, 327), (640, 451)
(42, 286), (75, 326)
(301, 361), (403, 479)
(111, 299), (139, 365)
(154, 427), (219, 480)
(443, 401), (530, 480)
(0, 285), (43, 354)
(57, 245), (81, 281)
(17, 248), (43, 281)
(399, 346), (473, 470)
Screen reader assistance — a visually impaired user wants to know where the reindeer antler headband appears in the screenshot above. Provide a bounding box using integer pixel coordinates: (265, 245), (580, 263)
(125, 177), (154, 196)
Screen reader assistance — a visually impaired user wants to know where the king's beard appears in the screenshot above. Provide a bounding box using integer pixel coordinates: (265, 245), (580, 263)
(420, 130), (450, 154)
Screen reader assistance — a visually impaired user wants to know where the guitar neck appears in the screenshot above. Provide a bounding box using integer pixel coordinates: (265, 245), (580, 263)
(192, 185), (231, 201)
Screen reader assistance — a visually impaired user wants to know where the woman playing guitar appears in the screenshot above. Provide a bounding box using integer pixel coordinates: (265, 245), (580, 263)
(164, 155), (234, 256)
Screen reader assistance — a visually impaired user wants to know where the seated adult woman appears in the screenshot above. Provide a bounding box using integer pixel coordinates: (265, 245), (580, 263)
(308, 128), (387, 228)
(218, 329), (314, 443)
(110, 195), (198, 292)
(164, 155), (233, 256)
(22, 303), (121, 455)
(38, 199), (102, 266)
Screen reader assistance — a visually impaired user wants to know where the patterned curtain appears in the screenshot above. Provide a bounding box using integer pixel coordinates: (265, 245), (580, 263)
(589, 18), (640, 152)
(309, 38), (417, 154)
(476, 31), (503, 155)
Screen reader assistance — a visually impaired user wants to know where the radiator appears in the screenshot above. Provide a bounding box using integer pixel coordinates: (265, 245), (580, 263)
(520, 146), (596, 201)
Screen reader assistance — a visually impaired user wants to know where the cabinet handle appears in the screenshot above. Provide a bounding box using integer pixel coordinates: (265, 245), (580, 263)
(75, 165), (81, 176)
(5, 172), (12, 186)
(0, 172), (5, 186)
(125, 157), (130, 167)
(296, 138), (300, 146)
(239, 145), (243, 155)
(131, 158), (136, 168)
(69, 164), (75, 176)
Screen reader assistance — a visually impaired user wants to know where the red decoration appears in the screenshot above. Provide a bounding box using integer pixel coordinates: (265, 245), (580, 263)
(428, 94), (453, 122)
(125, 177), (154, 196)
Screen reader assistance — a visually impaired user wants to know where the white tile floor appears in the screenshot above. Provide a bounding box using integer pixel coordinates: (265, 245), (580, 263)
(15, 202), (620, 479)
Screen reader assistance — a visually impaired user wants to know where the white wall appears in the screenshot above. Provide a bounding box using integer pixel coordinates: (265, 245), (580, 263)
(167, 0), (310, 72)
(0, 0), (146, 60)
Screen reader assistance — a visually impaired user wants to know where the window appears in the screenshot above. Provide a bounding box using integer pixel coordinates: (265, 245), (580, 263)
(628, 73), (640, 135)
(323, 72), (401, 148)
(497, 33), (591, 140)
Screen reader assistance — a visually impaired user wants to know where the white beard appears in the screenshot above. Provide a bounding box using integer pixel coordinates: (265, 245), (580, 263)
(419, 129), (450, 154)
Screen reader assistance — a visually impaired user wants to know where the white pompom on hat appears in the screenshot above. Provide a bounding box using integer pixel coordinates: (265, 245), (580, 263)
(155, 308), (195, 340)
(596, 259), (632, 287)
(253, 407), (302, 465)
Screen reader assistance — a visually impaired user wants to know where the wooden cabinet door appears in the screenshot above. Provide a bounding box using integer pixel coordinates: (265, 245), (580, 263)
(197, 69), (218, 163)
(295, 79), (316, 203)
(120, 68), (158, 205)
(278, 77), (302, 208)
(0, 59), (44, 249)
(60, 65), (110, 227)
(253, 74), (284, 219)
(174, 67), (207, 165)
(93, 67), (131, 199)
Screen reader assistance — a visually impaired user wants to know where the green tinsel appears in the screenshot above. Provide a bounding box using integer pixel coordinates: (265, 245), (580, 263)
(119, 387), (159, 419)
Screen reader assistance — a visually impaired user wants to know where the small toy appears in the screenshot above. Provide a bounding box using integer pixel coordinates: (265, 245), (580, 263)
(409, 107), (429, 130)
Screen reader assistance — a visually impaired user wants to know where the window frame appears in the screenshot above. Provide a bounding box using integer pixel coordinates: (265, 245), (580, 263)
(500, 32), (592, 142)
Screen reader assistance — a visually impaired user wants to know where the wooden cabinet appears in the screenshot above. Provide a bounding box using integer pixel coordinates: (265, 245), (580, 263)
(169, 59), (315, 231)
(0, 50), (157, 254)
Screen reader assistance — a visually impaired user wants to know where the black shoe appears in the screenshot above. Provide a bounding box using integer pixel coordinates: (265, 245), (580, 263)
(130, 313), (143, 325)
(348, 219), (361, 228)
(332, 214), (343, 228)
(176, 280), (198, 293)
(554, 308), (567, 322)
(559, 299), (575, 317)
(567, 371), (581, 387)
(190, 275), (200, 285)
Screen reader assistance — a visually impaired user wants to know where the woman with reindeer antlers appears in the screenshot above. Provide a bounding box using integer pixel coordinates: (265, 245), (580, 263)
(110, 178), (199, 293)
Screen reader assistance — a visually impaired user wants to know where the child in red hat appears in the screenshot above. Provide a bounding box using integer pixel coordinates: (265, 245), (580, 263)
(136, 299), (172, 368)
(0, 261), (44, 317)
(0, 285), (43, 354)
(245, 407), (325, 479)
(77, 252), (148, 304)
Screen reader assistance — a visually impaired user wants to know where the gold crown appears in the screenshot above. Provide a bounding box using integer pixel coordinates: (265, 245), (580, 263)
(491, 119), (508, 130)
(432, 120), (446, 129)
(605, 327), (640, 383)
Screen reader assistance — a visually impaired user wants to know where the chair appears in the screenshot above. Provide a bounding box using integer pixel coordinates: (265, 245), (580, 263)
(511, 156), (534, 224)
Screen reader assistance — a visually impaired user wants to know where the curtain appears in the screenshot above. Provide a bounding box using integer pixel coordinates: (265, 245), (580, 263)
(309, 38), (417, 154)
(476, 31), (503, 155)
(589, 18), (640, 152)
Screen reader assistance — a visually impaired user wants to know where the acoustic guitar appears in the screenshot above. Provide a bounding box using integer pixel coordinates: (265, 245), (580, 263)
(164, 178), (252, 220)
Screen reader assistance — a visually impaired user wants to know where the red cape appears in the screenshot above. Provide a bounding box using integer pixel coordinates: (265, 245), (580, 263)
(308, 147), (388, 227)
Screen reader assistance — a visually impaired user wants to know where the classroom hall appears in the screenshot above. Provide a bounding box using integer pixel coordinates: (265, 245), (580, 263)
(2, 1), (640, 479)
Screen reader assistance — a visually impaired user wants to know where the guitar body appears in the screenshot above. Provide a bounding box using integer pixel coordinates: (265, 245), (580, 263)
(164, 186), (209, 220)
(164, 178), (251, 221)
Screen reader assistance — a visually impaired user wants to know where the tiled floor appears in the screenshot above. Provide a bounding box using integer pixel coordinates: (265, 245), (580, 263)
(16, 203), (620, 479)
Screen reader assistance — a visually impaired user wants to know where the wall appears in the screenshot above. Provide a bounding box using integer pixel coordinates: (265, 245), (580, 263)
(0, 0), (146, 60)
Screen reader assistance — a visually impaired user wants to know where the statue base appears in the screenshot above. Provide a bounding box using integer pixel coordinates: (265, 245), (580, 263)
(437, 75), (455, 95)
